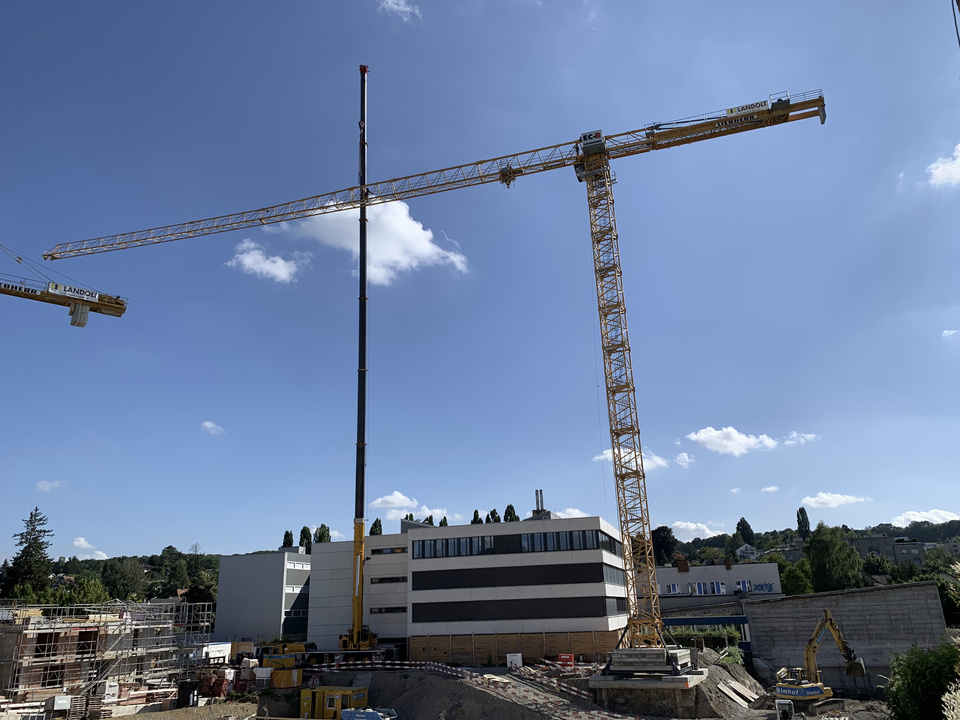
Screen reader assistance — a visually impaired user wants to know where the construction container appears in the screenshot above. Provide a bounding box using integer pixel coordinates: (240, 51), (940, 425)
(270, 668), (302, 689)
(300, 687), (369, 719)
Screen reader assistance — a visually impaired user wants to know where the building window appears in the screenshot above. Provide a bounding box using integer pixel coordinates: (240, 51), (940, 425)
(710, 581), (726, 595)
(371, 547), (407, 555)
(285, 585), (307, 594)
(370, 576), (406, 584)
(370, 607), (407, 614)
(691, 582), (708, 595)
(662, 583), (679, 595)
(286, 561), (310, 569)
(283, 609), (308, 617)
(736, 580), (752, 592)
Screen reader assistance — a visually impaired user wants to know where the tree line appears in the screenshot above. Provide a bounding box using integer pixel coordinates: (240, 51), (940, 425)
(0, 507), (219, 607)
(280, 505), (525, 550)
(650, 507), (960, 626)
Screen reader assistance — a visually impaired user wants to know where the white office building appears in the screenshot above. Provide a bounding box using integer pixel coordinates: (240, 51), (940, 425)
(215, 546), (311, 642)
(307, 515), (629, 664)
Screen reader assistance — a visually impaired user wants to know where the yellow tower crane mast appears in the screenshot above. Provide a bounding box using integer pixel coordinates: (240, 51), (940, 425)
(45, 88), (826, 649)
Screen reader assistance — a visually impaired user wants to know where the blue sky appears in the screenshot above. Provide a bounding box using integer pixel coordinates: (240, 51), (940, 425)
(1, 2), (958, 563)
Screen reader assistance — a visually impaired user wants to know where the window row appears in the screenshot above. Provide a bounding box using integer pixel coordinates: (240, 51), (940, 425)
(371, 547), (407, 555)
(370, 607), (407, 614)
(284, 585), (308, 594)
(370, 576), (407, 584)
(412, 595), (626, 623)
(283, 609), (308, 617)
(285, 561), (310, 570)
(412, 530), (622, 560)
(412, 562), (625, 591)
(661, 580), (776, 596)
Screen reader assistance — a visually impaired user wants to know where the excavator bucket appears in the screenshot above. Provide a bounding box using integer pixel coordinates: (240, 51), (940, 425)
(845, 657), (866, 677)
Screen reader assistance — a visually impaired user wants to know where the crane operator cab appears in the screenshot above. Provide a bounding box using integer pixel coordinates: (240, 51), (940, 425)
(575, 130), (607, 182)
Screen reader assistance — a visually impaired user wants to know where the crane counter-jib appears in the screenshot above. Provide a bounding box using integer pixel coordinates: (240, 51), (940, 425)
(42, 90), (824, 261)
(0, 275), (127, 317)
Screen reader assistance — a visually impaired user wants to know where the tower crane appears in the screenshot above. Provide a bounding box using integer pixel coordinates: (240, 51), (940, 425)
(45, 86), (826, 649)
(1, 245), (126, 327)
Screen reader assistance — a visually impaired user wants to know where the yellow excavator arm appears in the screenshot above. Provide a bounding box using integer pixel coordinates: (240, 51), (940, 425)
(803, 609), (866, 684)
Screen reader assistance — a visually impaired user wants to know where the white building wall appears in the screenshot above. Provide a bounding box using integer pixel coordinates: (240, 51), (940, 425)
(308, 533), (409, 650)
(656, 561), (782, 612)
(216, 549), (311, 642)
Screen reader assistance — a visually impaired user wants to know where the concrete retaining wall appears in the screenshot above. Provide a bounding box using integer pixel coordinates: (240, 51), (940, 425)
(744, 581), (946, 690)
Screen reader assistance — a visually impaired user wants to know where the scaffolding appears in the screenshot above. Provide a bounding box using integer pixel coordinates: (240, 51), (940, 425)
(0, 601), (212, 703)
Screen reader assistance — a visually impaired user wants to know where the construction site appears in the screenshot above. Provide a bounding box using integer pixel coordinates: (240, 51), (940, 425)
(0, 602), (211, 715)
(3, 4), (959, 720)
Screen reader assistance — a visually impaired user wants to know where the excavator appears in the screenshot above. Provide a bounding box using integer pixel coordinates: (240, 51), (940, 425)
(775, 609), (866, 706)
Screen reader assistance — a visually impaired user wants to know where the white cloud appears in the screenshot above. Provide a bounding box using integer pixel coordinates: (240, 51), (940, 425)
(36, 480), (61, 492)
(592, 449), (613, 463)
(330, 530), (346, 541)
(892, 509), (960, 526)
(802, 491), (872, 508)
(226, 239), (306, 283)
(784, 431), (820, 446)
(927, 143), (960, 187)
(943, 330), (958, 339)
(686, 426), (777, 456)
(593, 447), (669, 469)
(761, 486), (779, 493)
(378, 0), (421, 22)
(672, 521), (722, 542)
(270, 201), (466, 286)
(643, 451), (669, 470)
(201, 421), (225, 435)
(554, 508), (589, 519)
(675, 452), (694, 469)
(370, 491), (417, 509)
(730, 488), (742, 494)
(72, 537), (108, 560)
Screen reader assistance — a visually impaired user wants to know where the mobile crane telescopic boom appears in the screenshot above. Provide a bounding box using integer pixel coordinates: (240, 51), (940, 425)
(44, 88), (826, 648)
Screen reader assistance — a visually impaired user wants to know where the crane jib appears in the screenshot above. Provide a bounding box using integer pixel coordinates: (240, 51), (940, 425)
(41, 90), (824, 261)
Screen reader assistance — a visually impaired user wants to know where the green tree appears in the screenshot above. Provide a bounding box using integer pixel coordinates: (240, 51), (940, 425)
(184, 570), (218, 606)
(423, 515), (434, 526)
(315, 524), (331, 543)
(725, 531), (745, 559)
(504, 505), (520, 522)
(55, 576), (110, 605)
(102, 557), (146, 600)
(165, 557), (190, 596)
(803, 522), (864, 592)
(797, 507), (811, 539)
(884, 639), (960, 720)
(863, 551), (892, 575)
(781, 558), (814, 595)
(299, 526), (312, 553)
(282, 530), (294, 547)
(484, 512), (492, 524)
(187, 543), (204, 584)
(471, 510), (483, 525)
(439, 516), (448, 527)
(489, 509), (501, 523)
(404, 513), (415, 522)
(370, 518), (383, 536)
(651, 526), (679, 566)
(4, 507), (55, 598)
(735, 517), (756, 546)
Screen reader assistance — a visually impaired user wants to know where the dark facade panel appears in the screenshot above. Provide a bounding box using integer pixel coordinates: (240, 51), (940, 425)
(412, 595), (621, 623)
(412, 563), (625, 591)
